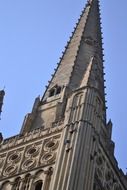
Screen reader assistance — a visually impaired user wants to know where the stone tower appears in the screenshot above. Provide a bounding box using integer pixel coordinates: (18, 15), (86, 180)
(0, 0), (127, 189)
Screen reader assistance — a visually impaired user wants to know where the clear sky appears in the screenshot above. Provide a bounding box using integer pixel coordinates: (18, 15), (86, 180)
(0, 0), (127, 172)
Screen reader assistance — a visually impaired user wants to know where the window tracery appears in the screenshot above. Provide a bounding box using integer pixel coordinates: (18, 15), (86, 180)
(22, 174), (31, 190)
(13, 177), (21, 190)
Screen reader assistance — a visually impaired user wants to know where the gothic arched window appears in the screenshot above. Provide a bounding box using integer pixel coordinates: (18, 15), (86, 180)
(35, 180), (43, 190)
(69, 93), (83, 122)
(13, 177), (21, 190)
(49, 85), (62, 97)
(22, 174), (31, 190)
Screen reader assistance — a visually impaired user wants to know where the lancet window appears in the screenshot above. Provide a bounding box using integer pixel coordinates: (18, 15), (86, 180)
(13, 177), (21, 190)
(34, 180), (43, 190)
(22, 174), (31, 190)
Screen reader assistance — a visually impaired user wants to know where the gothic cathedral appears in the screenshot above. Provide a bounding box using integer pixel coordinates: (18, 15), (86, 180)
(0, 0), (127, 189)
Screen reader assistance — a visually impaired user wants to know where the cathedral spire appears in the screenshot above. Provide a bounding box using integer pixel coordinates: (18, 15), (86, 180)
(42, 0), (105, 102)
(21, 0), (106, 133)
(1, 2), (127, 190)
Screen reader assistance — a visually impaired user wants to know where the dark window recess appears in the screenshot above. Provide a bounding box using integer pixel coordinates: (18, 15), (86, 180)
(49, 86), (62, 97)
(13, 177), (21, 190)
(22, 174), (31, 190)
(49, 89), (55, 97)
(56, 87), (61, 95)
(35, 181), (43, 190)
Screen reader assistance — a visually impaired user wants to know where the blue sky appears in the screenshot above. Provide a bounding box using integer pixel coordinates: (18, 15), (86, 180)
(0, 0), (127, 172)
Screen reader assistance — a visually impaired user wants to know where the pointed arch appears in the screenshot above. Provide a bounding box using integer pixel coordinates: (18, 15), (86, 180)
(69, 92), (84, 123)
(22, 174), (31, 190)
(32, 170), (44, 190)
(13, 177), (21, 190)
(33, 170), (45, 183)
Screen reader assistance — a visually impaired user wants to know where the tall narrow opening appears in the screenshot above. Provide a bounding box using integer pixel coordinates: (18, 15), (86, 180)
(35, 181), (43, 190)
(13, 177), (21, 190)
(22, 174), (31, 190)
(56, 86), (61, 95)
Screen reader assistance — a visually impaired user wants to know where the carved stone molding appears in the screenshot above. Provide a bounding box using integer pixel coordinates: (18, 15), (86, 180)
(22, 159), (36, 171)
(40, 152), (56, 165)
(3, 165), (17, 177)
(25, 146), (39, 158)
(44, 139), (59, 152)
(8, 152), (21, 164)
